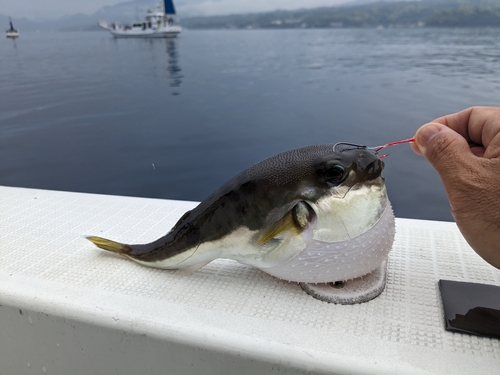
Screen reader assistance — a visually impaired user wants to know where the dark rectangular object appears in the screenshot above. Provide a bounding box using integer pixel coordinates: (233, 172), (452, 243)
(439, 280), (500, 339)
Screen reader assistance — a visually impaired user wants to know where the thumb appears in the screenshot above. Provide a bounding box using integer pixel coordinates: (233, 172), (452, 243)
(414, 123), (473, 181)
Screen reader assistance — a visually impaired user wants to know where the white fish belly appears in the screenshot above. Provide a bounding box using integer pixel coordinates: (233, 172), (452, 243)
(260, 202), (395, 283)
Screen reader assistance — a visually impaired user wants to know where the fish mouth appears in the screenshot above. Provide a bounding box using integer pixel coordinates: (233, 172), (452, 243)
(361, 158), (384, 181)
(333, 142), (385, 181)
(355, 152), (384, 180)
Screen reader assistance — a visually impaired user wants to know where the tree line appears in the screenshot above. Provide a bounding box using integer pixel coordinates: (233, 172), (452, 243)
(182, 1), (500, 29)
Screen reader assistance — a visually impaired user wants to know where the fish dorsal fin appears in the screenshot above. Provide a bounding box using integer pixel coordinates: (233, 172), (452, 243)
(171, 209), (192, 230)
(257, 201), (315, 245)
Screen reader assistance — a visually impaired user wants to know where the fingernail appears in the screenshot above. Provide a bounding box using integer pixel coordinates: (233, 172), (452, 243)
(417, 124), (441, 148)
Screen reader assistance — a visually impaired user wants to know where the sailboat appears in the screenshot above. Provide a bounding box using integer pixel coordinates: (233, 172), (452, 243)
(99, 0), (181, 38)
(6, 17), (19, 38)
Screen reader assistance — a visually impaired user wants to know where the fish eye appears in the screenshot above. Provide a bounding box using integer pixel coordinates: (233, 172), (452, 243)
(326, 165), (347, 185)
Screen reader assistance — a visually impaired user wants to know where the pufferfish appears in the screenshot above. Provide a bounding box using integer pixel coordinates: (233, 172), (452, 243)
(87, 143), (395, 283)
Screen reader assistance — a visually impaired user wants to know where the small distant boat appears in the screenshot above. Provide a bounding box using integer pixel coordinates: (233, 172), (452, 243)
(6, 17), (19, 38)
(99, 0), (181, 38)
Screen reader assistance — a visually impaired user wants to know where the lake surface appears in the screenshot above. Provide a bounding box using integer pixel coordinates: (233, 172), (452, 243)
(1, 28), (500, 221)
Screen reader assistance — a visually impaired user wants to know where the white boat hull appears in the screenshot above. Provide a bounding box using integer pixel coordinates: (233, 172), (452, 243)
(107, 27), (181, 38)
(99, 2), (182, 40)
(6, 31), (19, 38)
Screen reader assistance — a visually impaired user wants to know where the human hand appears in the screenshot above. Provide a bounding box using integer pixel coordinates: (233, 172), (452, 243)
(411, 106), (500, 269)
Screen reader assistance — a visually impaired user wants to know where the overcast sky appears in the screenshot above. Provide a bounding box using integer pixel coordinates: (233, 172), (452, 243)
(1, 0), (354, 20)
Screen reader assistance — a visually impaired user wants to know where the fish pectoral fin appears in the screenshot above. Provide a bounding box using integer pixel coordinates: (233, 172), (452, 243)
(175, 261), (211, 276)
(257, 213), (299, 245)
(257, 201), (315, 245)
(257, 201), (316, 245)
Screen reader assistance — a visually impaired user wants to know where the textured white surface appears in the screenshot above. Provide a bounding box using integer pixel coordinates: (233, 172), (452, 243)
(1, 186), (500, 375)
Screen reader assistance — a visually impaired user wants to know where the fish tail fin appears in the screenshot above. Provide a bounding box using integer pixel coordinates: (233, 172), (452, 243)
(86, 236), (130, 255)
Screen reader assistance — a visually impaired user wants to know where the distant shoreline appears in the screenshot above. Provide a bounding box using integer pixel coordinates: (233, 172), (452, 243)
(12, 26), (500, 34)
(4, 1), (500, 32)
(182, 2), (500, 30)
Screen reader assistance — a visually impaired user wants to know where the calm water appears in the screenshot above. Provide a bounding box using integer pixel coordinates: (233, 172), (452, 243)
(1, 28), (500, 221)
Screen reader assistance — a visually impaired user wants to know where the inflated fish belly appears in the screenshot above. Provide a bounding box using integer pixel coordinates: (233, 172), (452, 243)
(263, 202), (394, 282)
(87, 143), (396, 283)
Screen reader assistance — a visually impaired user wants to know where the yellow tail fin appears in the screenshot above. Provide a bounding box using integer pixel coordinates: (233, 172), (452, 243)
(86, 236), (128, 254)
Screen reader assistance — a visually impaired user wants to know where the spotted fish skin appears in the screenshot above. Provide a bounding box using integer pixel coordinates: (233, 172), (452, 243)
(87, 144), (393, 282)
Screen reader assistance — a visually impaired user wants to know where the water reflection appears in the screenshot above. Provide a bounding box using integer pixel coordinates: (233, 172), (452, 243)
(165, 39), (182, 95)
(123, 37), (183, 95)
(9, 38), (17, 50)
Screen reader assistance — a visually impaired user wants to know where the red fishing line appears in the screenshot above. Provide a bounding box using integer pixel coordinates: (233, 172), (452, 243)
(374, 137), (415, 158)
